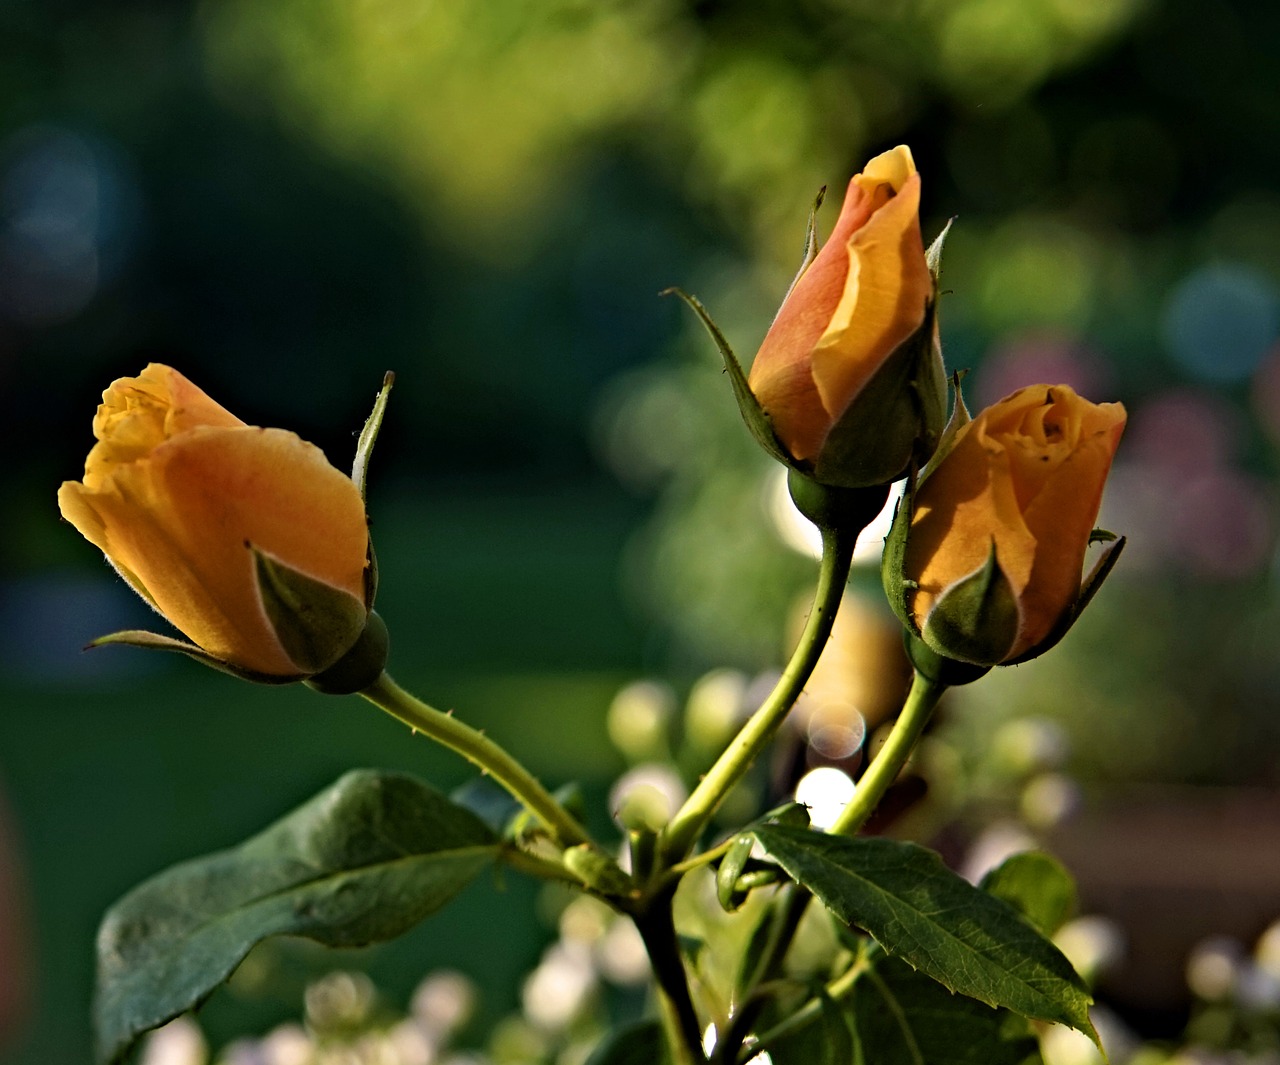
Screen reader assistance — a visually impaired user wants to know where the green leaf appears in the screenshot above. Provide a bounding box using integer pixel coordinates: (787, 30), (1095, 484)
(765, 986), (856, 1065)
(980, 852), (1077, 937)
(850, 956), (1044, 1065)
(95, 769), (499, 1065)
(750, 826), (1097, 1046)
(584, 1020), (671, 1065)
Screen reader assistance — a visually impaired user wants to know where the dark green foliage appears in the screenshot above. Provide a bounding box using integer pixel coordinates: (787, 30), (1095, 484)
(849, 956), (1044, 1065)
(94, 770), (498, 1064)
(750, 825), (1097, 1045)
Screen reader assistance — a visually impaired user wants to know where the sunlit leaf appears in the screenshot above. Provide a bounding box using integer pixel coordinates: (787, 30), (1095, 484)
(751, 826), (1097, 1045)
(980, 851), (1077, 936)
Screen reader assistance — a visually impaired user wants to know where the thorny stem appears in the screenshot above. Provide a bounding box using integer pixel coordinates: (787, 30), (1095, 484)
(828, 668), (946, 837)
(718, 671), (946, 1061)
(660, 525), (857, 863)
(633, 885), (707, 1065)
(360, 672), (590, 848)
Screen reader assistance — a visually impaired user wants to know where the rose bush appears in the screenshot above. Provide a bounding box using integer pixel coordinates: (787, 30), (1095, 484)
(888, 384), (1126, 667)
(747, 144), (944, 488)
(58, 363), (375, 680)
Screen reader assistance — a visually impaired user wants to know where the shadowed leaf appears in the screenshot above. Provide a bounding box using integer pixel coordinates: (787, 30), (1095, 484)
(95, 769), (498, 1064)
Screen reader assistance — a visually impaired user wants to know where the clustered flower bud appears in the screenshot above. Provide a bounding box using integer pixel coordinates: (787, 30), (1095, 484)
(682, 144), (1128, 673)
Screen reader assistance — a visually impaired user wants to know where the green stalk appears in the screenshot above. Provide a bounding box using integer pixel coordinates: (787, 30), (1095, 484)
(361, 672), (589, 847)
(750, 941), (880, 1056)
(828, 668), (946, 837)
(717, 670), (946, 1062)
(660, 525), (856, 863)
(633, 886), (707, 1065)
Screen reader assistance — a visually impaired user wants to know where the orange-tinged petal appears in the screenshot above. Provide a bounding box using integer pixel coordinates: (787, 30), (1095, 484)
(83, 364), (244, 491)
(906, 413), (1037, 638)
(748, 175), (881, 460)
(903, 384), (1126, 662)
(747, 145), (930, 465)
(854, 144), (916, 195)
(810, 173), (930, 429)
(60, 426), (368, 676)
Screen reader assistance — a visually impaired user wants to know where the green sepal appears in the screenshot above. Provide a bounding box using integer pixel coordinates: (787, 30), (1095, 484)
(253, 547), (369, 675)
(781, 185), (827, 304)
(352, 371), (393, 607)
(788, 470), (890, 535)
(881, 372), (972, 635)
(925, 217), (955, 280)
(305, 611), (390, 695)
(811, 298), (947, 489)
(918, 370), (971, 484)
(904, 634), (991, 687)
(1004, 535), (1126, 666)
(352, 371), (394, 502)
(86, 630), (302, 685)
(664, 287), (792, 466)
(880, 470), (918, 635)
(921, 541), (1020, 667)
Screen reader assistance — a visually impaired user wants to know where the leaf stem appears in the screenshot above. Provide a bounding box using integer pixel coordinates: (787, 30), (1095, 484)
(660, 525), (856, 863)
(828, 668), (946, 837)
(749, 940), (879, 1057)
(360, 672), (590, 847)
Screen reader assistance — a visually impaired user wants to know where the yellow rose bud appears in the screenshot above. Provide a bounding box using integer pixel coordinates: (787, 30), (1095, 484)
(896, 384), (1126, 667)
(748, 145), (942, 487)
(58, 363), (374, 680)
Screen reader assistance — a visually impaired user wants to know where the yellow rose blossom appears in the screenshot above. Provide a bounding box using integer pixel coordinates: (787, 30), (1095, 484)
(58, 364), (373, 679)
(747, 145), (939, 486)
(902, 384), (1126, 665)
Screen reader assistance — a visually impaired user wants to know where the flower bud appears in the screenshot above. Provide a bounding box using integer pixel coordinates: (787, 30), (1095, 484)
(884, 384), (1126, 667)
(748, 146), (945, 488)
(58, 363), (382, 683)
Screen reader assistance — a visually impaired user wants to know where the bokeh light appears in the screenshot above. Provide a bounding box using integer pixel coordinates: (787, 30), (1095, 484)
(1162, 263), (1280, 383)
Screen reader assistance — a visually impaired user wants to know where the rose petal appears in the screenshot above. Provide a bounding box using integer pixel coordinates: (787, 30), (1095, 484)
(61, 426), (368, 676)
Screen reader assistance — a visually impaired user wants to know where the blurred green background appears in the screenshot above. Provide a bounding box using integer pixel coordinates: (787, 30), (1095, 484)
(5, 0), (1280, 1060)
